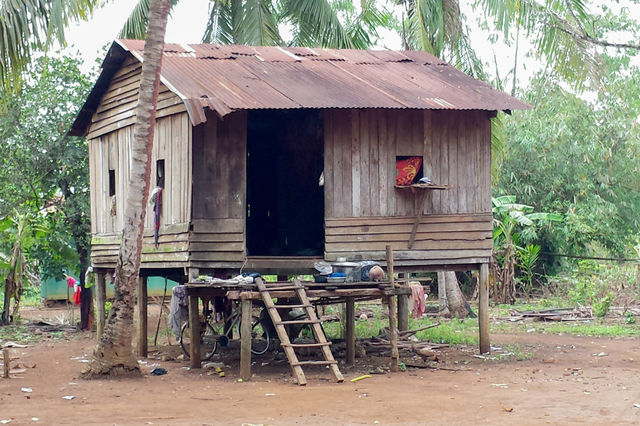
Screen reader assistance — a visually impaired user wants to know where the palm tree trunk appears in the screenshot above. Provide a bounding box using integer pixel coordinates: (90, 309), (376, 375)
(444, 271), (476, 319)
(82, 0), (171, 378)
(437, 271), (450, 317)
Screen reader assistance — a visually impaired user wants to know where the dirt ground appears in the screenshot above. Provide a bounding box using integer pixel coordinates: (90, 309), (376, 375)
(2, 306), (640, 425)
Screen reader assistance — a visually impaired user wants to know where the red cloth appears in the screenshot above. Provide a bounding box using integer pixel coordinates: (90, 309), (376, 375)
(73, 284), (82, 305)
(395, 157), (423, 186)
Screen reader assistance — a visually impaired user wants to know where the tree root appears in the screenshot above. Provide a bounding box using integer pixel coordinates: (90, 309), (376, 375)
(81, 363), (142, 379)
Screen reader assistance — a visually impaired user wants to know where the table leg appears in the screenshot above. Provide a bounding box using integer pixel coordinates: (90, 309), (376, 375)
(188, 295), (201, 369)
(346, 297), (355, 365)
(240, 296), (252, 381)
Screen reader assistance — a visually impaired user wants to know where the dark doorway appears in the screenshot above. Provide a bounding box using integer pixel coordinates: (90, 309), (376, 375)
(246, 110), (324, 256)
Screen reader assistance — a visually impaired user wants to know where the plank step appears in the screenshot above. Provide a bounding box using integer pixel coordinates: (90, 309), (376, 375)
(268, 304), (312, 309)
(290, 360), (338, 366)
(282, 342), (332, 348)
(276, 319), (321, 325)
(262, 285), (301, 291)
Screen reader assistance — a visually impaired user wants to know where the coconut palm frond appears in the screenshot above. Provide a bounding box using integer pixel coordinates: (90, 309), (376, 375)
(119, 0), (151, 39)
(234, 0), (283, 46)
(283, 0), (355, 49)
(119, 0), (180, 40)
(202, 0), (234, 44)
(0, 0), (97, 93)
(478, 0), (599, 88)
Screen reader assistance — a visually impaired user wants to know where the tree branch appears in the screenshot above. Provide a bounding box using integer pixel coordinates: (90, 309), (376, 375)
(553, 25), (640, 50)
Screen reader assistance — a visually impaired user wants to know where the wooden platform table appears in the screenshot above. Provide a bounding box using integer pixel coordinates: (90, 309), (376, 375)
(183, 280), (409, 377)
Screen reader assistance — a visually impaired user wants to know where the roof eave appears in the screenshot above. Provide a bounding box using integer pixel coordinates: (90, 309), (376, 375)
(68, 41), (129, 137)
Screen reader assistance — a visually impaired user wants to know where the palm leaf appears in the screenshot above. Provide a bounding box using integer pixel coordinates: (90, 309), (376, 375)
(202, 0), (234, 44)
(476, 0), (600, 88)
(283, 0), (356, 48)
(0, 0), (97, 93)
(119, 0), (180, 39)
(202, 0), (282, 46)
(234, 0), (282, 45)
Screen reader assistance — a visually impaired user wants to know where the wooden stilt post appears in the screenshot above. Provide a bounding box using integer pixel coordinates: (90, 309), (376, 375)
(398, 294), (409, 332)
(386, 245), (399, 372)
(345, 296), (355, 365)
(2, 348), (9, 378)
(95, 272), (106, 339)
(397, 273), (409, 332)
(136, 276), (148, 358)
(188, 294), (201, 369)
(240, 294), (253, 381)
(479, 263), (490, 354)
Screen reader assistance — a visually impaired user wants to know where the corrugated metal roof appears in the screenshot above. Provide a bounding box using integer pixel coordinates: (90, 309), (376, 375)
(70, 40), (529, 135)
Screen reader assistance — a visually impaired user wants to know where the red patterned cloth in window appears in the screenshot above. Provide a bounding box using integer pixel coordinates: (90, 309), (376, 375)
(395, 157), (422, 185)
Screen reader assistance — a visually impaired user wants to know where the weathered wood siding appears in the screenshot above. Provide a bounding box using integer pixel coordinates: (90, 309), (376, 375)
(323, 109), (492, 263)
(88, 55), (192, 267)
(325, 214), (492, 263)
(90, 225), (190, 268)
(87, 57), (187, 140)
(190, 111), (247, 267)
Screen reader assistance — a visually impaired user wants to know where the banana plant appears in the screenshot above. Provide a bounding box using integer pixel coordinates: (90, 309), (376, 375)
(492, 195), (561, 304)
(0, 212), (45, 324)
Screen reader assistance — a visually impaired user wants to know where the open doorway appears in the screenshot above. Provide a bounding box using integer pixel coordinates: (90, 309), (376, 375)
(246, 110), (324, 256)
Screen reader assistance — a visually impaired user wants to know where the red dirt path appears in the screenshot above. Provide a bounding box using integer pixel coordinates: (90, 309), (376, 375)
(1, 309), (640, 425)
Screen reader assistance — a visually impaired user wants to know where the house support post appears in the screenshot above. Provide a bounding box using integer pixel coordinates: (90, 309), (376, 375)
(136, 276), (148, 358)
(479, 263), (490, 354)
(397, 273), (409, 332)
(386, 245), (399, 372)
(345, 296), (355, 365)
(240, 294), (253, 381)
(95, 272), (106, 339)
(188, 294), (201, 368)
(398, 294), (409, 332)
(188, 268), (199, 282)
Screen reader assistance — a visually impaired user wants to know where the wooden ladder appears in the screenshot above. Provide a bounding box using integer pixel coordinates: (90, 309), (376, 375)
(256, 277), (344, 386)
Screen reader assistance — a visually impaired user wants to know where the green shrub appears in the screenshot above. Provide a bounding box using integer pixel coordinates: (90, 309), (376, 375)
(593, 293), (614, 318)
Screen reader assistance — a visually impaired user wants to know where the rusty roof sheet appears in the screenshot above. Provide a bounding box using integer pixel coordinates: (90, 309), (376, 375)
(70, 40), (529, 135)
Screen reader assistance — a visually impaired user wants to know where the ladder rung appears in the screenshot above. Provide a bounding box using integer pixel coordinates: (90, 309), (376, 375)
(291, 360), (338, 366)
(282, 342), (332, 348)
(262, 285), (301, 291)
(269, 304), (312, 309)
(276, 319), (320, 325)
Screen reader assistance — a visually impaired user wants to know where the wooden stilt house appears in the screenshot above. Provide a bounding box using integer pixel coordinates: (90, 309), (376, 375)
(70, 40), (529, 281)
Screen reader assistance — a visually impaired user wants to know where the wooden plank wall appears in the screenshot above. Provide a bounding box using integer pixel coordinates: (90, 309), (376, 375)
(323, 108), (492, 263)
(90, 225), (190, 267)
(87, 57), (186, 140)
(87, 54), (192, 268)
(325, 214), (492, 263)
(190, 111), (247, 266)
(324, 108), (491, 217)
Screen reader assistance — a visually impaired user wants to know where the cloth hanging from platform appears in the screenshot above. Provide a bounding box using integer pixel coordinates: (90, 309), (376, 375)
(169, 285), (188, 336)
(410, 284), (426, 318)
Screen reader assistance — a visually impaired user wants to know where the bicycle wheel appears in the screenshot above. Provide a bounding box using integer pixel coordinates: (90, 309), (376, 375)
(180, 321), (218, 361)
(250, 317), (271, 355)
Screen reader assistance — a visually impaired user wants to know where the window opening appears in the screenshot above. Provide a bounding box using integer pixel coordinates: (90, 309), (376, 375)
(108, 169), (116, 196)
(156, 159), (165, 188)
